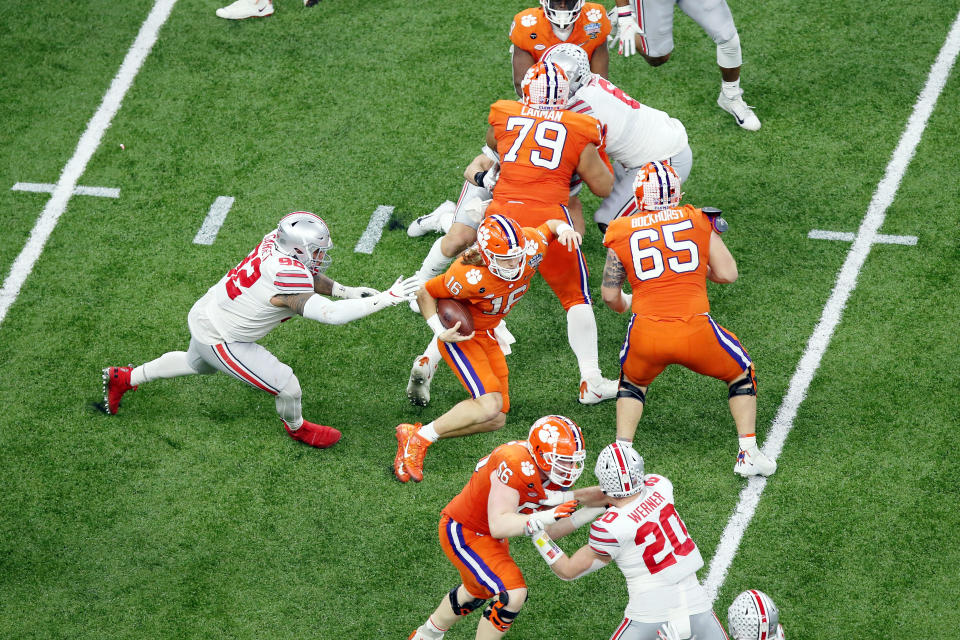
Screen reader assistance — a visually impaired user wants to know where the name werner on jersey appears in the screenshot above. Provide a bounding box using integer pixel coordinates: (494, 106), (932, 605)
(625, 490), (667, 523)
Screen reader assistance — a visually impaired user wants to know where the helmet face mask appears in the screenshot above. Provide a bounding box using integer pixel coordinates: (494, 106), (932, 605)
(633, 161), (684, 211)
(527, 415), (586, 488)
(594, 442), (646, 498)
(477, 215), (527, 282)
(521, 61), (570, 111)
(727, 590), (785, 640)
(542, 43), (592, 95)
(540, 0), (584, 30)
(275, 211), (333, 274)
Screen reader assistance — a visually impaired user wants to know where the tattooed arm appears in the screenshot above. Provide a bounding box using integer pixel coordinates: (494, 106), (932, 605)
(600, 249), (632, 313)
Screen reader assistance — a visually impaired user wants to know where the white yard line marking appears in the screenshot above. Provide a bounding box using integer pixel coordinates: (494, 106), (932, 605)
(0, 0), (178, 327)
(12, 182), (121, 199)
(354, 205), (394, 254)
(193, 196), (235, 245)
(703, 9), (960, 604)
(808, 229), (918, 246)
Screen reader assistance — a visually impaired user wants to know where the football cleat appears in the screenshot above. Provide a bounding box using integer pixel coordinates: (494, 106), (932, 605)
(394, 423), (419, 483)
(717, 88), (761, 131)
(216, 0), (274, 19)
(408, 200), (455, 238)
(283, 419), (341, 448)
(578, 376), (618, 405)
(304, 0), (321, 6)
(406, 356), (433, 407)
(102, 365), (137, 415)
(401, 431), (432, 483)
(734, 446), (777, 477)
(407, 630), (438, 640)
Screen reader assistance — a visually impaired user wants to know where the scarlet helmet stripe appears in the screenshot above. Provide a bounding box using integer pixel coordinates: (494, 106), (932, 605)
(611, 443), (633, 493)
(750, 590), (769, 640)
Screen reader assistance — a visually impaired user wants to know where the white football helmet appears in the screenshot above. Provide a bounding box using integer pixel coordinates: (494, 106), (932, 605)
(633, 161), (684, 211)
(728, 590), (786, 640)
(275, 211), (332, 274)
(594, 442), (646, 498)
(540, 0), (584, 29)
(542, 43), (592, 95)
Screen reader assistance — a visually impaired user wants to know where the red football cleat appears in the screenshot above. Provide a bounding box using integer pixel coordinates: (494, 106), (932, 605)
(284, 419), (341, 448)
(102, 366), (137, 415)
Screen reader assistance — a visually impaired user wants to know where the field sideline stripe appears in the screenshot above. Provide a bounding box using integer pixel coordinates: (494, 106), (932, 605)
(0, 0), (179, 327)
(703, 9), (960, 604)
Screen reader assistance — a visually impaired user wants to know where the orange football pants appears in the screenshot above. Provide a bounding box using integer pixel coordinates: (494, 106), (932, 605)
(439, 331), (511, 413)
(620, 313), (753, 386)
(486, 200), (592, 311)
(439, 514), (525, 599)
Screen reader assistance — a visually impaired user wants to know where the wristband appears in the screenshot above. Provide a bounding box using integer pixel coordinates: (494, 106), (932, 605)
(427, 314), (445, 335)
(530, 530), (564, 566)
(569, 506), (606, 530)
(331, 281), (345, 298)
(555, 222), (574, 236)
(618, 9), (632, 18)
(474, 171), (488, 187)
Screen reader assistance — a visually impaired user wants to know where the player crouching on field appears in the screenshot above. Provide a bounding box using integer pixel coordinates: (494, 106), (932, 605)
(102, 211), (419, 448)
(408, 415), (607, 640)
(394, 214), (582, 483)
(600, 162), (776, 477)
(527, 442), (731, 640)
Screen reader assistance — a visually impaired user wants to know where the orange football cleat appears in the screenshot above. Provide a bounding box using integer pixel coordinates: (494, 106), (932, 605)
(402, 431), (432, 483)
(394, 423), (420, 483)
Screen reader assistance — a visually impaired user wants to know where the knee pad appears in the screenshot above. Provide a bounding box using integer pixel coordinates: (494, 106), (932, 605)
(728, 366), (757, 398)
(483, 592), (524, 633)
(448, 587), (486, 617)
(716, 32), (743, 68)
(617, 375), (647, 404)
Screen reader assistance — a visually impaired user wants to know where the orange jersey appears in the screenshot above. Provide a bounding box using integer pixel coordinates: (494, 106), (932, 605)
(443, 441), (554, 535)
(603, 204), (713, 320)
(424, 223), (555, 332)
(509, 4), (611, 62)
(488, 100), (604, 208)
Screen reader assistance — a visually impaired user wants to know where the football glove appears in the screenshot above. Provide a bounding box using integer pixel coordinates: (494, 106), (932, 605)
(332, 282), (378, 299)
(617, 14), (643, 57)
(375, 275), (421, 306)
(657, 622), (695, 640)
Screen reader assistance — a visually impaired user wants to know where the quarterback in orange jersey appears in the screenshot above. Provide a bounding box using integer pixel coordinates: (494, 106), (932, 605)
(395, 214), (583, 484)
(601, 162), (777, 477)
(406, 416), (607, 640)
(404, 62), (618, 411)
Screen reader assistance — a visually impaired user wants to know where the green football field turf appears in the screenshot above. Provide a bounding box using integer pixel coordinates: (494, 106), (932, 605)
(1, 1), (958, 638)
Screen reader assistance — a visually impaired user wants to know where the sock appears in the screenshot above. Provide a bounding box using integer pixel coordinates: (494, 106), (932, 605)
(721, 79), (742, 97)
(418, 616), (447, 639)
(566, 304), (601, 381)
(738, 433), (757, 451)
(276, 376), (304, 428)
(417, 237), (455, 281)
(418, 422), (440, 443)
(131, 351), (197, 386)
(424, 337), (442, 376)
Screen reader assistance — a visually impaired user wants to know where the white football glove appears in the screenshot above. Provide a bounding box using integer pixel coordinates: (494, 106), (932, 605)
(617, 13), (643, 57)
(482, 165), (500, 191)
(540, 489), (569, 507)
(657, 622), (696, 640)
(375, 275), (421, 306)
(523, 516), (545, 537)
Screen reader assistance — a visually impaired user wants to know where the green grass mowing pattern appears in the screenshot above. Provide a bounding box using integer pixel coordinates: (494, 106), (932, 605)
(1, 0), (959, 637)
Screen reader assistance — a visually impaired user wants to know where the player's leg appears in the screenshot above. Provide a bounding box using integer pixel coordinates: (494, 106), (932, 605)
(593, 163), (638, 233)
(436, 341), (510, 439)
(475, 588), (528, 639)
(407, 335), (443, 407)
(616, 317), (663, 443)
(689, 609), (731, 640)
(607, 617), (663, 640)
(630, 0), (676, 65)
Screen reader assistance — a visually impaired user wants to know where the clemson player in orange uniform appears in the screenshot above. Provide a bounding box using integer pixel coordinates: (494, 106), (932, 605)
(406, 415), (606, 640)
(394, 213), (583, 483)
(600, 161), (777, 478)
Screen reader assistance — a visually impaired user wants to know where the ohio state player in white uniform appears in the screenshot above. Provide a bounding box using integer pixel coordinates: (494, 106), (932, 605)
(102, 211), (420, 449)
(543, 43), (692, 229)
(526, 443), (727, 640)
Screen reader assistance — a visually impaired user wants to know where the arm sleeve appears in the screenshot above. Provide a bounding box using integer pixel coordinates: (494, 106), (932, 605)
(302, 294), (381, 326)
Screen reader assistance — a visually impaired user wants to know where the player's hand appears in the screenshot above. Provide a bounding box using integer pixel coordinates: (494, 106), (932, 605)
(341, 285), (379, 299)
(438, 321), (475, 343)
(377, 275), (420, 306)
(524, 516), (545, 537)
(541, 489), (569, 507)
(557, 227), (583, 252)
(656, 622), (695, 640)
(617, 15), (642, 57)
(552, 499), (578, 521)
(482, 165), (500, 191)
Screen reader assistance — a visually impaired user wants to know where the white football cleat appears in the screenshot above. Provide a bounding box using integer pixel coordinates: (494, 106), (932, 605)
(717, 88), (761, 131)
(408, 200), (455, 238)
(406, 356), (434, 406)
(216, 0), (274, 19)
(578, 376), (618, 405)
(734, 446), (777, 477)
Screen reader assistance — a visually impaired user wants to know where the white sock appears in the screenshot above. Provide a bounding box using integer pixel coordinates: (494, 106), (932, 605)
(721, 79), (742, 96)
(424, 336), (442, 376)
(418, 422), (439, 443)
(417, 237), (455, 281)
(131, 351), (198, 386)
(566, 304), (601, 381)
(738, 433), (757, 451)
(418, 616), (447, 639)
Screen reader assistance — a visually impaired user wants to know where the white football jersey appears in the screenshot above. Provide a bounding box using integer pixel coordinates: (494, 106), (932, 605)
(188, 230), (315, 344)
(567, 75), (688, 169)
(588, 474), (711, 622)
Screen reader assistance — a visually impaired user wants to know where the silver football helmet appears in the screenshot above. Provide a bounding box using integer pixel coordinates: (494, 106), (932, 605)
(594, 442), (645, 498)
(540, 0), (584, 30)
(728, 590), (786, 640)
(274, 211), (332, 274)
(543, 43), (592, 95)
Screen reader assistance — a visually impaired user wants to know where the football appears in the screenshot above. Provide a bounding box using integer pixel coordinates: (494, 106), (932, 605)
(437, 298), (474, 336)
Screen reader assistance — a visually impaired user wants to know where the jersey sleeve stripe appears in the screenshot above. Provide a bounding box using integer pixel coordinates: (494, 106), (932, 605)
(589, 533), (617, 544)
(274, 281), (314, 289)
(275, 271), (310, 279)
